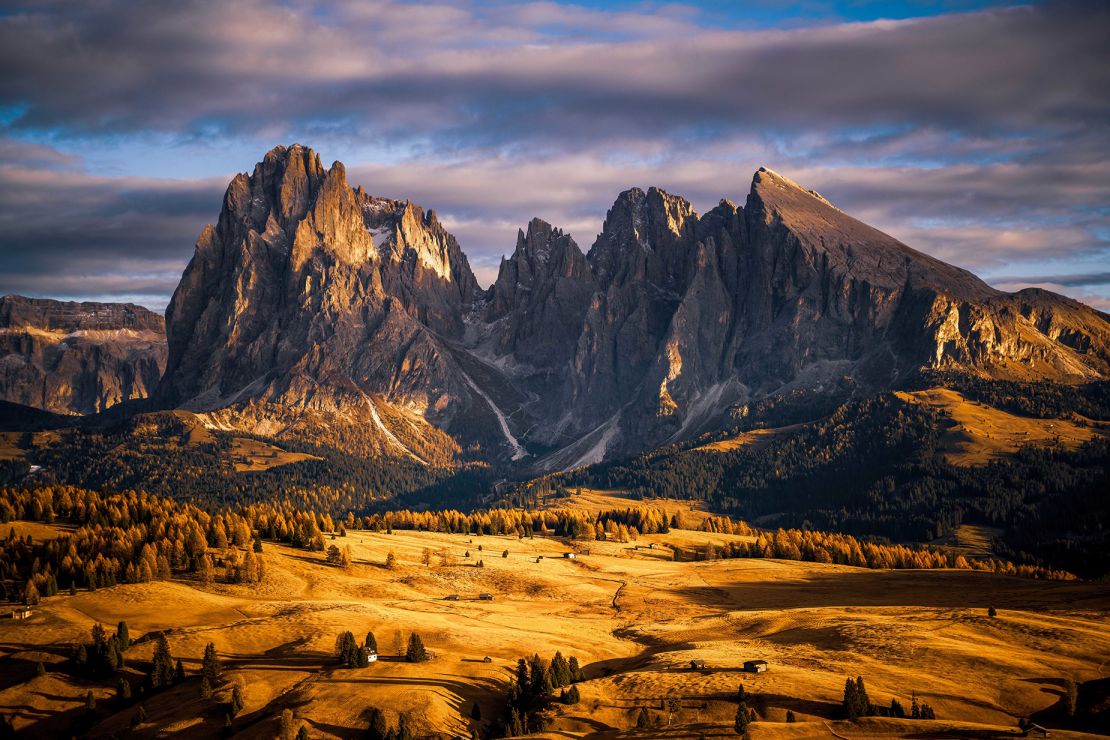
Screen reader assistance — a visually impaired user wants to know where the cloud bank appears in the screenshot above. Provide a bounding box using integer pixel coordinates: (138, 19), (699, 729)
(0, 0), (1106, 310)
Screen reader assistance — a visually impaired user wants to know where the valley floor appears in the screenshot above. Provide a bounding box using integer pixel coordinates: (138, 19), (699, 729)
(2, 521), (1108, 738)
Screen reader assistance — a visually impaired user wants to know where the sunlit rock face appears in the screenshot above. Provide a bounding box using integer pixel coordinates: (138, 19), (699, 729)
(157, 147), (1110, 467)
(0, 295), (166, 415)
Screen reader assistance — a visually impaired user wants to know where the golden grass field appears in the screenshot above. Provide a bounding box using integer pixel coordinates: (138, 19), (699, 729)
(895, 388), (1105, 466)
(2, 512), (1108, 739)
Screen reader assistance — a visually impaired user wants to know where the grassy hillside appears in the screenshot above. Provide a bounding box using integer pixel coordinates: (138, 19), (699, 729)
(2, 518), (1107, 738)
(545, 385), (1110, 578)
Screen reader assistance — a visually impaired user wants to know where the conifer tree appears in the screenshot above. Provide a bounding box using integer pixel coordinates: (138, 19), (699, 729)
(296, 727), (309, 740)
(174, 658), (186, 684)
(85, 690), (96, 713)
(786, 709), (795, 723)
(366, 707), (388, 740)
(117, 621), (130, 651)
(117, 677), (131, 702)
(35, 661), (45, 677)
(229, 684), (244, 717)
(149, 634), (174, 689)
(637, 707), (651, 728)
(735, 703), (750, 734)
(854, 676), (871, 716)
(133, 703), (147, 727)
(406, 633), (428, 663)
(550, 652), (570, 687)
(202, 642), (221, 686)
(843, 678), (859, 719)
(365, 631), (377, 653)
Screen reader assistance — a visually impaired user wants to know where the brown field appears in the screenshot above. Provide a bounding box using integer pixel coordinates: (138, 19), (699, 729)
(0, 432), (25, 461)
(692, 425), (801, 454)
(544, 488), (711, 529)
(2, 520), (1108, 739)
(228, 436), (321, 472)
(895, 388), (1104, 466)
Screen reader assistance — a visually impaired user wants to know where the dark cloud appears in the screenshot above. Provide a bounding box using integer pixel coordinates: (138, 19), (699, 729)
(0, 1), (1107, 311)
(0, 152), (225, 309)
(0, 1), (1105, 148)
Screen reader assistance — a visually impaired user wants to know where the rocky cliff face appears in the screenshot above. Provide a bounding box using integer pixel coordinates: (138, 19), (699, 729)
(160, 145), (511, 463)
(155, 146), (1110, 467)
(0, 295), (166, 415)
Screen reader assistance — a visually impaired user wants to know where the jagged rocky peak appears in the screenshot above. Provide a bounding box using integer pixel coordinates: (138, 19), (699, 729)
(491, 218), (590, 298)
(486, 217), (596, 370)
(146, 151), (1110, 468)
(587, 186), (698, 288)
(0, 295), (166, 415)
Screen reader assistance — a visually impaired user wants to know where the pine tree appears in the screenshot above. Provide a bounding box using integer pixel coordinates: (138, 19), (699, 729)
(786, 709), (795, 723)
(529, 654), (548, 696)
(336, 631), (361, 668)
(365, 631), (377, 653)
(117, 677), (131, 702)
(406, 633), (428, 663)
(149, 634), (174, 689)
(132, 703), (146, 727)
(550, 652), (570, 687)
(568, 655), (583, 682)
(117, 621), (130, 651)
(174, 658), (186, 684)
(637, 707), (652, 728)
(35, 661), (45, 677)
(988, 606), (997, 618)
(470, 702), (482, 720)
(735, 703), (750, 734)
(564, 685), (580, 705)
(253, 537), (263, 553)
(367, 707), (388, 740)
(843, 678), (859, 719)
(230, 684), (244, 717)
(854, 676), (871, 717)
(296, 727), (309, 740)
(202, 642), (221, 686)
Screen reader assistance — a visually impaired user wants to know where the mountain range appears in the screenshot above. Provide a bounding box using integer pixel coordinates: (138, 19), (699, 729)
(4, 144), (1109, 469)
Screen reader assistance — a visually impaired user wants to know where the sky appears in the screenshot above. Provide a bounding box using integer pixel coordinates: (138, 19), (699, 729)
(0, 0), (1107, 311)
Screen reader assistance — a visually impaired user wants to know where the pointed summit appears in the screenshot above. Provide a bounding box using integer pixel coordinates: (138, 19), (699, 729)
(588, 186), (696, 289)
